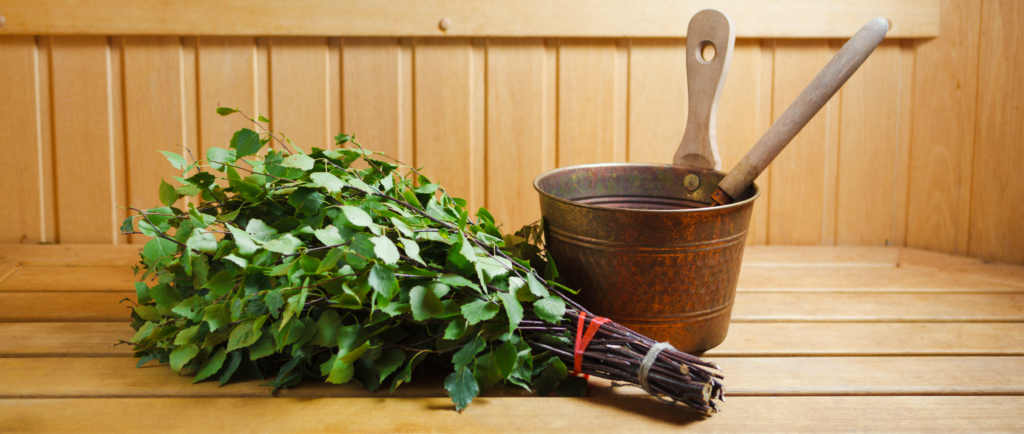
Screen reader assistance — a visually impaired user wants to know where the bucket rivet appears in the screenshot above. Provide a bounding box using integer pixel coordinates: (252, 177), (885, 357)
(439, 18), (452, 31)
(684, 174), (701, 192)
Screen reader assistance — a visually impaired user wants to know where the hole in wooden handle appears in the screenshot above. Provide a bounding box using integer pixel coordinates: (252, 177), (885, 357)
(698, 41), (716, 63)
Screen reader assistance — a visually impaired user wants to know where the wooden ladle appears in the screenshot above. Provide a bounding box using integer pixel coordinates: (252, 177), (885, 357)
(710, 17), (890, 205)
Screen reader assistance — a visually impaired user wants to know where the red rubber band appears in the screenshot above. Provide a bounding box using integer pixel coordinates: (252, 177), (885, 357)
(572, 312), (610, 377)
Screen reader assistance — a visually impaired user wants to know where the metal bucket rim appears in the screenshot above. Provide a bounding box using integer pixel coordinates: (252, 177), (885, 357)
(533, 162), (761, 214)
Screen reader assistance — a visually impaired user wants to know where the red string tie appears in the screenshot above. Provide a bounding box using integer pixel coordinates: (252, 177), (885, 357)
(571, 312), (611, 378)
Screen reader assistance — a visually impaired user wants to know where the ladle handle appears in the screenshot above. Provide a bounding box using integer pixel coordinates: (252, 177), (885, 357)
(673, 9), (735, 170)
(712, 17), (889, 205)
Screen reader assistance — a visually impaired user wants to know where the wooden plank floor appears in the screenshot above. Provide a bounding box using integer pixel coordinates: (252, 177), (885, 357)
(0, 245), (1021, 433)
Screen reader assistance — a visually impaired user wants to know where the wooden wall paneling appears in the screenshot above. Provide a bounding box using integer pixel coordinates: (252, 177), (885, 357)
(0, 36), (44, 243)
(891, 40), (917, 247)
(328, 38), (341, 148)
(626, 38), (686, 165)
(399, 38), (414, 165)
(196, 37), (258, 159)
(751, 39), (774, 245)
(413, 38), (482, 210)
(820, 40), (844, 245)
(969, 0), (1024, 265)
(269, 37), (331, 152)
(109, 37), (127, 244)
(471, 38), (486, 209)
(543, 39), (557, 176)
(557, 39), (624, 167)
(123, 36), (186, 244)
(341, 38), (406, 160)
(485, 39), (551, 230)
(767, 40), (836, 245)
(835, 40), (902, 245)
(716, 39), (769, 245)
(50, 36), (117, 243)
(37, 37), (57, 243)
(256, 37), (270, 133)
(907, 0), (982, 256)
(613, 39), (628, 163)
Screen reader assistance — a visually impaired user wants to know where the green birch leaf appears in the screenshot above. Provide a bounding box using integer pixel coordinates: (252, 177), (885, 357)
(215, 107), (238, 116)
(218, 350), (244, 386)
(370, 236), (399, 265)
(257, 114), (270, 123)
(204, 270), (237, 298)
(310, 172), (346, 193)
(375, 348), (405, 382)
(313, 225), (346, 246)
(444, 316), (468, 340)
(310, 309), (341, 348)
(227, 225), (261, 256)
(326, 358), (355, 384)
(494, 340), (518, 377)
(150, 283), (182, 310)
(368, 263), (397, 300)
(461, 299), (500, 325)
(339, 205), (373, 227)
(134, 281), (152, 304)
(496, 291), (523, 331)
(159, 178), (179, 207)
(119, 216), (135, 234)
(159, 150), (188, 170)
(226, 324), (262, 352)
(133, 305), (161, 322)
(186, 228), (218, 254)
(230, 128), (262, 159)
(409, 285), (444, 321)
(223, 253), (247, 268)
(143, 237), (178, 260)
(317, 247), (344, 273)
(263, 234), (304, 255)
(245, 219), (278, 242)
(281, 153), (315, 171)
(452, 335), (486, 371)
(203, 303), (232, 332)
(287, 187), (323, 215)
(398, 237), (424, 264)
(206, 147), (236, 171)
(444, 367), (480, 412)
(526, 273), (550, 298)
(533, 296), (566, 324)
(532, 357), (568, 397)
(192, 347), (227, 383)
(169, 344), (200, 373)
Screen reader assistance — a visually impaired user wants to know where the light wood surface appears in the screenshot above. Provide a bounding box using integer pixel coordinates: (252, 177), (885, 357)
(0, 0), (1020, 265)
(0, 245), (1019, 431)
(0, 0), (940, 38)
(674, 10), (733, 170)
(968, 0), (1024, 265)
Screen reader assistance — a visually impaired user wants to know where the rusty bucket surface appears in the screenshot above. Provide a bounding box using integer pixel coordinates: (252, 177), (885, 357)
(534, 163), (758, 353)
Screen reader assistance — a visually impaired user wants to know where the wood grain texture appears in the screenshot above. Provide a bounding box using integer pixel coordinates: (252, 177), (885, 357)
(36, 37), (57, 243)
(968, 0), (1024, 265)
(710, 322), (1024, 356)
(835, 41), (902, 245)
(1, 396), (1020, 434)
(891, 39), (916, 247)
(341, 38), (408, 160)
(413, 38), (483, 209)
(907, 0), (982, 256)
(626, 39), (687, 165)
(0, 36), (44, 244)
(3, 356), (1020, 399)
(196, 37), (258, 158)
(5, 321), (1019, 359)
(737, 265), (1023, 293)
(766, 40), (835, 244)
(0, 262), (20, 284)
(557, 39), (622, 167)
(674, 11), (733, 170)
(0, 293), (132, 322)
(0, 244), (141, 266)
(269, 37), (331, 152)
(50, 36), (117, 243)
(0, 323), (133, 357)
(899, 248), (1024, 286)
(123, 36), (186, 245)
(0, 0), (941, 38)
(485, 39), (552, 230)
(741, 245), (899, 266)
(731, 292), (1024, 322)
(0, 266), (136, 292)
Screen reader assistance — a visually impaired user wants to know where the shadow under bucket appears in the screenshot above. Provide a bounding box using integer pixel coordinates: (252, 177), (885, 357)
(534, 163), (759, 353)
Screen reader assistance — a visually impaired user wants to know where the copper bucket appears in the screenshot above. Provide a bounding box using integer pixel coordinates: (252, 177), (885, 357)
(534, 164), (758, 353)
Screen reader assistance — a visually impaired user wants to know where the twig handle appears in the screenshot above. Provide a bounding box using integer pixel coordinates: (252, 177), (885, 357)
(712, 17), (889, 204)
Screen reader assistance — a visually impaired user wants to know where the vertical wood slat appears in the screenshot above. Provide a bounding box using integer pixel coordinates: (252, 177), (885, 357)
(341, 38), (407, 160)
(37, 37), (57, 243)
(626, 39), (686, 165)
(0, 36), (44, 244)
(835, 40), (902, 245)
(196, 37), (258, 157)
(50, 36), (118, 244)
(485, 39), (552, 230)
(969, 0), (1024, 264)
(413, 38), (483, 210)
(109, 37), (127, 244)
(123, 36), (186, 244)
(767, 40), (836, 245)
(906, 0), (982, 256)
(557, 39), (624, 167)
(269, 37), (331, 152)
(891, 39), (917, 247)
